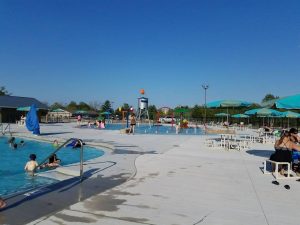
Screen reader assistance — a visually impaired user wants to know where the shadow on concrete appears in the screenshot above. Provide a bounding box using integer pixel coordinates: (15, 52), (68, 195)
(0, 162), (131, 225)
(40, 132), (73, 136)
(113, 148), (157, 155)
(246, 149), (274, 158)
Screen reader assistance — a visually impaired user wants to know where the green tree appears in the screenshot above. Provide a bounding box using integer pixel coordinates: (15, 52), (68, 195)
(262, 94), (279, 103)
(50, 102), (65, 110)
(66, 101), (78, 112)
(148, 105), (157, 120)
(0, 86), (11, 96)
(101, 100), (112, 112)
(78, 101), (91, 111)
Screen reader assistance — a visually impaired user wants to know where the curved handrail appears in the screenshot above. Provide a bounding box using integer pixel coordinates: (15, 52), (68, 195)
(35, 138), (84, 181)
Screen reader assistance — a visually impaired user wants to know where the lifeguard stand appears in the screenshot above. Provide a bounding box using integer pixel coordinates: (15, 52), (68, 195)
(136, 89), (150, 126)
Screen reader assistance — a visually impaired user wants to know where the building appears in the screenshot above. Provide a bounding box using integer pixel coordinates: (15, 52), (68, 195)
(0, 95), (48, 123)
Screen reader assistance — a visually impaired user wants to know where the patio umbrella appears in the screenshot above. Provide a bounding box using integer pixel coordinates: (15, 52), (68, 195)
(245, 108), (283, 126)
(73, 110), (88, 116)
(263, 94), (300, 109)
(215, 113), (230, 117)
(174, 108), (190, 122)
(25, 104), (40, 135)
(51, 108), (65, 112)
(231, 114), (249, 118)
(101, 111), (111, 119)
(96, 116), (104, 121)
(215, 113), (229, 123)
(17, 106), (38, 111)
(244, 108), (282, 117)
(207, 100), (252, 122)
(280, 111), (300, 128)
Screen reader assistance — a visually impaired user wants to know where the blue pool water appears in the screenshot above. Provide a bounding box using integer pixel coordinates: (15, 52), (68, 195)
(0, 137), (104, 197)
(90, 123), (204, 135)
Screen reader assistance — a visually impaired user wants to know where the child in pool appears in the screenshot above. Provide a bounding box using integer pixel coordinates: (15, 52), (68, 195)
(24, 154), (38, 175)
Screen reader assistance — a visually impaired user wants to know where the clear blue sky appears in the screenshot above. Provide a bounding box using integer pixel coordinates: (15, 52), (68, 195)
(1, 0), (299, 108)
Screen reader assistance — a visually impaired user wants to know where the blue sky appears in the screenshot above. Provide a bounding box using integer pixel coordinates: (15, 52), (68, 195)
(1, 0), (300, 108)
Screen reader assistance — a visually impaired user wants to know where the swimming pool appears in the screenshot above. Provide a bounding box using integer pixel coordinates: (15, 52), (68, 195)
(0, 137), (104, 197)
(89, 123), (204, 135)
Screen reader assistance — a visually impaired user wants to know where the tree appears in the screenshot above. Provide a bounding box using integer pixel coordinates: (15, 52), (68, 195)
(0, 86), (11, 96)
(88, 101), (102, 111)
(78, 101), (91, 111)
(66, 101), (78, 112)
(101, 100), (112, 112)
(262, 94), (279, 103)
(148, 105), (158, 120)
(50, 102), (65, 110)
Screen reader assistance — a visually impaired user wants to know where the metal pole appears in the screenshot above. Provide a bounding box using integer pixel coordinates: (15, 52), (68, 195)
(202, 84), (209, 129)
(79, 139), (84, 182)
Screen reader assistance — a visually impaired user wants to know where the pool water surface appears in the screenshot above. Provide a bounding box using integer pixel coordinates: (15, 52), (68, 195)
(0, 137), (104, 197)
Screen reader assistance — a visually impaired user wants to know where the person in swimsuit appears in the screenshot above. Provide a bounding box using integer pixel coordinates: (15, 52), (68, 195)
(24, 154), (38, 175)
(129, 113), (136, 134)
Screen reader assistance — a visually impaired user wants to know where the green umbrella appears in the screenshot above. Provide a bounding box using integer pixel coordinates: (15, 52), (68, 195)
(244, 108), (282, 117)
(51, 108), (65, 112)
(231, 114), (249, 118)
(96, 116), (104, 121)
(262, 94), (300, 109)
(280, 111), (300, 128)
(17, 106), (38, 111)
(215, 113), (230, 117)
(207, 100), (252, 122)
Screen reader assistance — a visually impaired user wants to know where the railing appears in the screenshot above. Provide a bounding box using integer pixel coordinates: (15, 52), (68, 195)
(1, 123), (11, 135)
(36, 138), (84, 181)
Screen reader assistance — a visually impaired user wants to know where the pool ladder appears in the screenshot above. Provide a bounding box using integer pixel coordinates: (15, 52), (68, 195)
(36, 138), (84, 182)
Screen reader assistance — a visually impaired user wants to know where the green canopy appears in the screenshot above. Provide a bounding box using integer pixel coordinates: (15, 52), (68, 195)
(51, 108), (65, 112)
(231, 114), (249, 118)
(280, 111), (300, 118)
(215, 113), (229, 117)
(96, 116), (104, 121)
(263, 94), (300, 109)
(17, 106), (38, 111)
(206, 100), (252, 108)
(244, 108), (282, 117)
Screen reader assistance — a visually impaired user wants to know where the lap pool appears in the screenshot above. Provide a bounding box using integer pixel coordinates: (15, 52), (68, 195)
(0, 136), (104, 197)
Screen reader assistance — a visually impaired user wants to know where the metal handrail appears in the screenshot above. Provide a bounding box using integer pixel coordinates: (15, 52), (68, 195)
(36, 138), (84, 181)
(0, 123), (11, 135)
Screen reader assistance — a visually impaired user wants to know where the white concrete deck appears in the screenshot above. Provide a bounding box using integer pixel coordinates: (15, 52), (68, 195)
(2, 123), (300, 225)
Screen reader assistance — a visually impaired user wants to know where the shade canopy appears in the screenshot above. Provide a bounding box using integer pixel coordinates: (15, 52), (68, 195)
(280, 111), (300, 118)
(17, 106), (38, 111)
(206, 100), (252, 108)
(96, 116), (104, 120)
(100, 111), (111, 115)
(51, 108), (65, 112)
(231, 114), (249, 118)
(73, 110), (88, 115)
(263, 94), (300, 109)
(244, 108), (282, 117)
(215, 113), (230, 117)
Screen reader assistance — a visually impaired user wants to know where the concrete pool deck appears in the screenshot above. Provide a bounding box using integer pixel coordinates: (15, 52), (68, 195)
(1, 123), (300, 225)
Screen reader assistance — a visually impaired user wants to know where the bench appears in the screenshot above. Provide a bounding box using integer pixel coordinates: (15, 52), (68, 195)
(263, 159), (293, 179)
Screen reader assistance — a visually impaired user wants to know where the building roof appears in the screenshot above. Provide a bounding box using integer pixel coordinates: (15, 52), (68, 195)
(0, 95), (48, 110)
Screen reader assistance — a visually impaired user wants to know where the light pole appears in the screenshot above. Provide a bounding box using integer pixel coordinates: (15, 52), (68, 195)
(202, 84), (209, 128)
